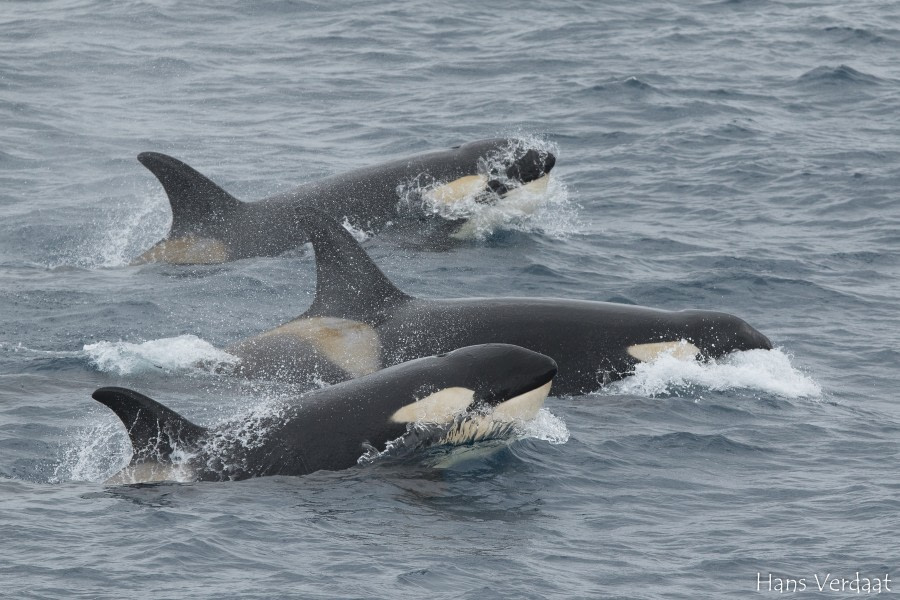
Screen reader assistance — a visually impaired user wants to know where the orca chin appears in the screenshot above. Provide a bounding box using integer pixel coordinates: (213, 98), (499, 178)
(131, 138), (557, 264)
(93, 344), (557, 483)
(437, 380), (553, 446)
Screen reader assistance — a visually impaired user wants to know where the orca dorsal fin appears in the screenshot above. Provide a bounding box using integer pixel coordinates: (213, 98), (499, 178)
(137, 152), (242, 236)
(296, 208), (412, 322)
(92, 387), (207, 461)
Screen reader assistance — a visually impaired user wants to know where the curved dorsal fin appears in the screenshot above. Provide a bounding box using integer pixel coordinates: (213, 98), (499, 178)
(92, 387), (207, 461)
(296, 208), (411, 322)
(137, 152), (242, 236)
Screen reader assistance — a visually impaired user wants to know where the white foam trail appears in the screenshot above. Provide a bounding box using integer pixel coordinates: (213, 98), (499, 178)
(605, 348), (821, 399)
(83, 334), (237, 376)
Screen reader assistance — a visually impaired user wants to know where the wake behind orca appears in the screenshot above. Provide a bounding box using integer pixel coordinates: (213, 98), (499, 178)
(94, 344), (557, 483)
(226, 209), (774, 396)
(133, 138), (556, 264)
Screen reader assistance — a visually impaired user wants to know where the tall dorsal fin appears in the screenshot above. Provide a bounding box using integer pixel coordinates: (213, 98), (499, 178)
(137, 152), (242, 236)
(92, 387), (207, 461)
(296, 208), (411, 322)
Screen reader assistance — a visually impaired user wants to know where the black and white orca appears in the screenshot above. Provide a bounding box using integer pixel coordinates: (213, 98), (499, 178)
(226, 210), (774, 396)
(94, 344), (557, 483)
(133, 139), (555, 264)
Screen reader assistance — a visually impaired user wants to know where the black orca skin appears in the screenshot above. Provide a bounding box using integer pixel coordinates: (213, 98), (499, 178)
(133, 139), (555, 264)
(225, 210), (774, 396)
(94, 344), (557, 483)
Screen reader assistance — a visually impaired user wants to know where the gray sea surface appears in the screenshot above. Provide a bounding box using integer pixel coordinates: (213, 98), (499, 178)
(2, 1), (899, 598)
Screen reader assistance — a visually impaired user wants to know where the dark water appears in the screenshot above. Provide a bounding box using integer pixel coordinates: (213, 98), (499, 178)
(2, 1), (899, 598)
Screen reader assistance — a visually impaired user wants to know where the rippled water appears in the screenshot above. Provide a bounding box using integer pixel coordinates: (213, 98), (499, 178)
(2, 1), (899, 598)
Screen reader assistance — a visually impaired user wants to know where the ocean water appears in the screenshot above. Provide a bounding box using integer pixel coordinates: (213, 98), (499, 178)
(2, 1), (899, 598)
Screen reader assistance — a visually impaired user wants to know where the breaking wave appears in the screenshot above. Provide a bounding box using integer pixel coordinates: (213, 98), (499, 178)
(83, 334), (238, 376)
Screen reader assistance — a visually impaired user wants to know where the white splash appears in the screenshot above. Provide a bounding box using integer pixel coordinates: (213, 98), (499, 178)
(54, 416), (132, 483)
(398, 136), (578, 239)
(57, 415), (203, 485)
(83, 334), (238, 376)
(75, 184), (171, 269)
(606, 348), (822, 399)
(341, 217), (373, 242)
(521, 407), (570, 445)
(449, 174), (575, 240)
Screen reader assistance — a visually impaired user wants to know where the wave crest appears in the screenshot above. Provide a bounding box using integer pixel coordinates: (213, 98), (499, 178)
(83, 334), (237, 376)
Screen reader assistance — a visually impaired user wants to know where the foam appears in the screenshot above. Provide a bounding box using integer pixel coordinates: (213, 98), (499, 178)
(83, 334), (238, 376)
(521, 408), (570, 445)
(605, 348), (822, 399)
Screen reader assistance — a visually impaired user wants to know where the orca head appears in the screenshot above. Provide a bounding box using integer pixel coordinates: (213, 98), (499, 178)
(453, 138), (555, 182)
(389, 344), (557, 434)
(483, 139), (556, 197)
(442, 343), (557, 407)
(681, 310), (774, 359)
(497, 147), (557, 187)
(426, 139), (556, 210)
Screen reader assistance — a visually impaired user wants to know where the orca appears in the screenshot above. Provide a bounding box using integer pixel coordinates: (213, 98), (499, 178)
(133, 138), (556, 264)
(226, 210), (774, 396)
(93, 344), (557, 483)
